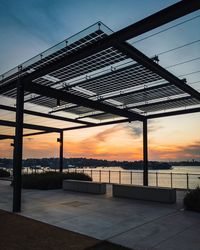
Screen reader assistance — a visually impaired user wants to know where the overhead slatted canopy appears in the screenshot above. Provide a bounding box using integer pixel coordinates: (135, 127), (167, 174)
(0, 0), (200, 131)
(135, 97), (200, 113)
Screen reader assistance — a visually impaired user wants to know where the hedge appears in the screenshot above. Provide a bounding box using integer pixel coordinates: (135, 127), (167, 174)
(184, 187), (200, 212)
(21, 172), (92, 190)
(0, 169), (10, 178)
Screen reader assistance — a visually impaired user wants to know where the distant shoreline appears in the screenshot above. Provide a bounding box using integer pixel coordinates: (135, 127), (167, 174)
(0, 158), (200, 170)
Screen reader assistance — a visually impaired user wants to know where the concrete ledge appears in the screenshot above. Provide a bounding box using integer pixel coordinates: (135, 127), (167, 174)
(113, 184), (176, 203)
(63, 180), (106, 194)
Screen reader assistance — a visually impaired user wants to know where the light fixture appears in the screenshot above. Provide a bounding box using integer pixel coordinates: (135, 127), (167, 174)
(56, 99), (60, 107)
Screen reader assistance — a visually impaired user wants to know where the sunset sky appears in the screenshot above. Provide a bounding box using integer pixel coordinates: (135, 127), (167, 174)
(0, 0), (199, 161)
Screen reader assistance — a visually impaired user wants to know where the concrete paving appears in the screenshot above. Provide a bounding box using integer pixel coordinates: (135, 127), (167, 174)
(0, 181), (200, 250)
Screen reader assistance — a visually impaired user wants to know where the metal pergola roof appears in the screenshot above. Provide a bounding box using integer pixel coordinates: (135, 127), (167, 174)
(0, 0), (200, 212)
(1, 3), (200, 132)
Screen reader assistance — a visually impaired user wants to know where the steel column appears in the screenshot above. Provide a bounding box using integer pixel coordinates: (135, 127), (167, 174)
(59, 131), (64, 172)
(143, 119), (148, 186)
(12, 83), (24, 212)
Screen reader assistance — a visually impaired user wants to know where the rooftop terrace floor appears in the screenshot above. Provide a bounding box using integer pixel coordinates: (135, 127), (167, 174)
(0, 181), (200, 250)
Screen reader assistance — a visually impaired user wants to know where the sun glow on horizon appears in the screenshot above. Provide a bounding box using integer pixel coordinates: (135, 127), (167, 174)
(0, 113), (199, 161)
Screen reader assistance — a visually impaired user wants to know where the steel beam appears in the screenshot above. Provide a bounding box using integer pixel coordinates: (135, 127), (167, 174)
(101, 83), (171, 101)
(1, 1), (199, 92)
(147, 107), (200, 119)
(0, 119), (61, 132)
(143, 119), (148, 186)
(12, 84), (24, 212)
(127, 96), (192, 110)
(0, 104), (94, 125)
(62, 118), (130, 131)
(0, 134), (14, 140)
(114, 42), (200, 101)
(0, 130), (56, 139)
(0, 83), (16, 95)
(23, 131), (56, 137)
(24, 82), (144, 121)
(73, 83), (172, 119)
(53, 82), (171, 114)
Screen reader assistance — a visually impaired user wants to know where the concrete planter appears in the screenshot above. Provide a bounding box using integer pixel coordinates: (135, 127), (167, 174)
(63, 180), (106, 194)
(113, 184), (176, 203)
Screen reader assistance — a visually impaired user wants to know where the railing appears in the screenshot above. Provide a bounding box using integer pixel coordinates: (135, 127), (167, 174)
(2, 167), (200, 190)
(66, 169), (200, 190)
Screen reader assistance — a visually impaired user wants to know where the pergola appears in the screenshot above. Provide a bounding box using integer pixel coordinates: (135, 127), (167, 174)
(0, 0), (200, 212)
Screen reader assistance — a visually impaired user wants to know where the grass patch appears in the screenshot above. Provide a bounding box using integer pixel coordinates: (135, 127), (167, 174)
(22, 172), (92, 190)
(0, 169), (10, 177)
(184, 187), (200, 212)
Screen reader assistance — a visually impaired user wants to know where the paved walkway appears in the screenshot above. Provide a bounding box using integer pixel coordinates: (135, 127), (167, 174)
(0, 181), (200, 250)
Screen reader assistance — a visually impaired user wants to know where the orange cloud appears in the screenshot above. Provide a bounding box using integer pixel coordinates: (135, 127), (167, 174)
(0, 124), (199, 161)
(149, 141), (200, 161)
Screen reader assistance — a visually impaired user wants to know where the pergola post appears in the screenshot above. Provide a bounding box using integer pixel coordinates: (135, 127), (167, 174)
(59, 131), (64, 172)
(143, 119), (148, 186)
(13, 83), (24, 212)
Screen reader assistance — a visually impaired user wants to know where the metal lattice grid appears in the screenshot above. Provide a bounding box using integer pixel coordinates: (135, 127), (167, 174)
(0, 23), (112, 85)
(76, 64), (162, 96)
(134, 97), (200, 113)
(36, 47), (128, 83)
(28, 96), (70, 109)
(113, 84), (185, 105)
(85, 113), (120, 120)
(66, 106), (96, 115)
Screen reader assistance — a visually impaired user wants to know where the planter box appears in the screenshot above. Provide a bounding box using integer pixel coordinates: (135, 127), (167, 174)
(113, 184), (176, 203)
(63, 180), (106, 194)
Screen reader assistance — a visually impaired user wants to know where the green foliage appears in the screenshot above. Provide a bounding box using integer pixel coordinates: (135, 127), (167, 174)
(184, 187), (200, 212)
(22, 172), (92, 190)
(0, 169), (10, 177)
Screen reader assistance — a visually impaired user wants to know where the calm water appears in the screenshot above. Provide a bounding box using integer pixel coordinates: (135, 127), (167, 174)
(72, 166), (200, 189)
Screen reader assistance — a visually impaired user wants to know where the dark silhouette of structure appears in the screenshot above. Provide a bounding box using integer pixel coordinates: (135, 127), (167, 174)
(0, 0), (200, 212)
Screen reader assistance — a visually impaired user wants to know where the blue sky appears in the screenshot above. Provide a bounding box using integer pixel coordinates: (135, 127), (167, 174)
(0, 0), (179, 73)
(0, 0), (199, 85)
(0, 0), (199, 160)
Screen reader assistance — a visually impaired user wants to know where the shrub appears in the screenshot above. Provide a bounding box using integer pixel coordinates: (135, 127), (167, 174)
(184, 187), (200, 212)
(0, 169), (10, 177)
(22, 172), (92, 190)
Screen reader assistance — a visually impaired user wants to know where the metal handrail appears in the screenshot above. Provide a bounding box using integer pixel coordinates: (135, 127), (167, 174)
(1, 167), (199, 190)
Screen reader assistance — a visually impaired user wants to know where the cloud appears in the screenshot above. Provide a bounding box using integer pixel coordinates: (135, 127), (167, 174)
(123, 122), (142, 138)
(150, 141), (200, 161)
(0, 132), (199, 161)
(175, 141), (200, 159)
(148, 120), (163, 133)
(91, 125), (123, 142)
(123, 120), (163, 139)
